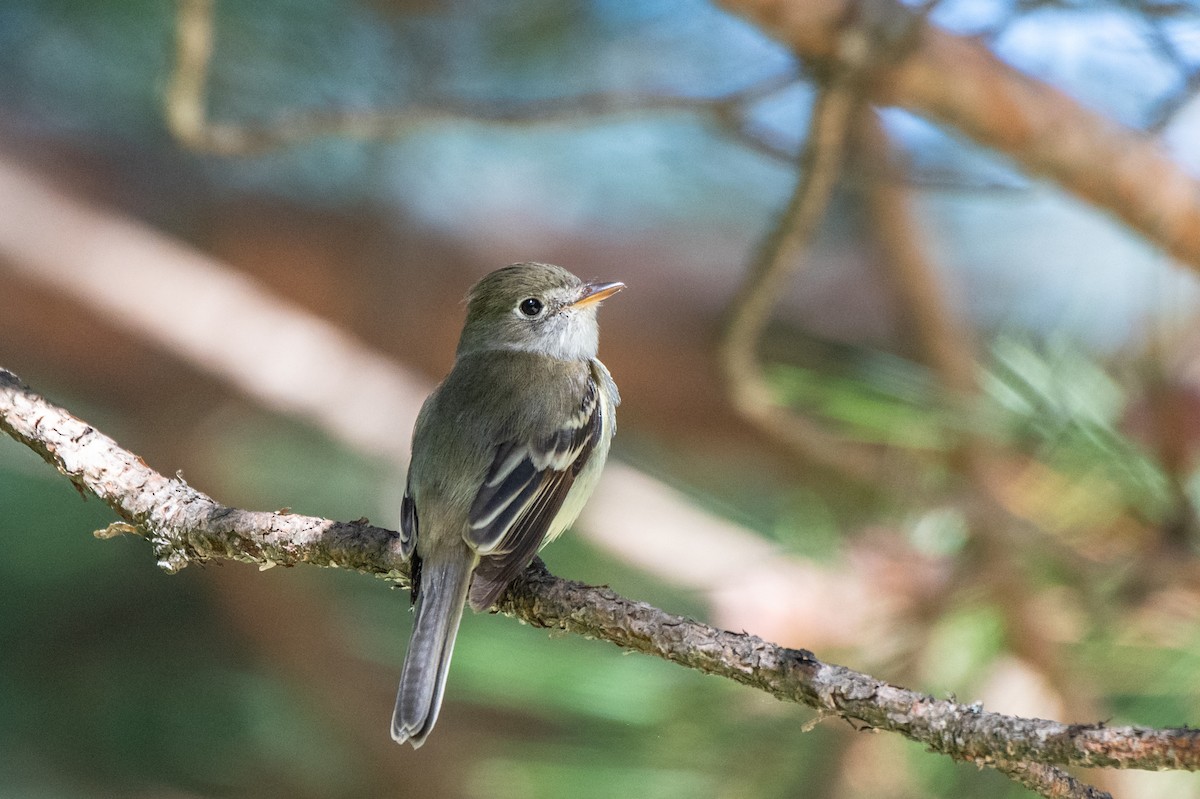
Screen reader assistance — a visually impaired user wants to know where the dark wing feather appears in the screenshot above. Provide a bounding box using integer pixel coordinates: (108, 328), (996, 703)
(400, 477), (418, 561)
(399, 476), (420, 601)
(465, 379), (602, 610)
(465, 441), (545, 547)
(469, 470), (574, 610)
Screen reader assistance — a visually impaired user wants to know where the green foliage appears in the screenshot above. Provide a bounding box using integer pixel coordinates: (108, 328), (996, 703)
(768, 354), (953, 450)
(982, 336), (1172, 521)
(919, 606), (1007, 693)
(769, 336), (1172, 524)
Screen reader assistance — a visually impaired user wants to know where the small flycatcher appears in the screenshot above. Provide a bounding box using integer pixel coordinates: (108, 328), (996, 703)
(392, 262), (623, 747)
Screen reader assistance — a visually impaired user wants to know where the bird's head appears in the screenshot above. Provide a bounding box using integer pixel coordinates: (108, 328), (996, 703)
(456, 262), (624, 360)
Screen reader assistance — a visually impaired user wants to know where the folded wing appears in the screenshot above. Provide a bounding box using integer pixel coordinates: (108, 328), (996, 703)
(465, 377), (602, 609)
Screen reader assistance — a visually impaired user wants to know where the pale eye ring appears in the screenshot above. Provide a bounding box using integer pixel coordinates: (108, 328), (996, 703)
(518, 297), (544, 317)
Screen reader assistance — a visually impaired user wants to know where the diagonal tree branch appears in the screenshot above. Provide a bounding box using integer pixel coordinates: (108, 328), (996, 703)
(4, 365), (1200, 796)
(718, 0), (942, 484)
(720, 0), (1200, 272)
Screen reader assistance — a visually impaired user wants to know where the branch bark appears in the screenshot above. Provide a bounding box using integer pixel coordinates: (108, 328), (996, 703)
(0, 367), (405, 577)
(4, 366), (1200, 793)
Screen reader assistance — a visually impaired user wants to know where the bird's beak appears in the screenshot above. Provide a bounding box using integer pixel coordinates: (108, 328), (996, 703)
(569, 280), (625, 309)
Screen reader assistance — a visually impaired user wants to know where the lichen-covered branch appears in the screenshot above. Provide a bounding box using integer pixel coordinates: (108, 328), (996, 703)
(499, 561), (1200, 776)
(992, 760), (1113, 799)
(4, 365), (1200, 791)
(0, 367), (406, 577)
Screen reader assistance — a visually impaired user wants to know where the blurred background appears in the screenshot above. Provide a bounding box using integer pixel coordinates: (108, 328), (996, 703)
(4, 0), (1200, 796)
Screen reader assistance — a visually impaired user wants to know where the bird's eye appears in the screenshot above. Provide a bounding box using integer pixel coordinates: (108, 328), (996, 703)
(518, 297), (544, 317)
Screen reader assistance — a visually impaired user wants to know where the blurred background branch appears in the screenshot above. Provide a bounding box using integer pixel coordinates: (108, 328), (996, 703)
(167, 0), (804, 158)
(723, 0), (1200, 270)
(718, 34), (885, 481)
(718, 0), (940, 482)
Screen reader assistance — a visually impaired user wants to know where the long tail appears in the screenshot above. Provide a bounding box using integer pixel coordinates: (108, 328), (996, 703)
(391, 553), (474, 748)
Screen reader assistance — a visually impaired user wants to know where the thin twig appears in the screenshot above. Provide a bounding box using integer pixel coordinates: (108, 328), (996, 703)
(717, 3), (940, 480)
(719, 95), (885, 477)
(718, 31), (888, 480)
(164, 0), (217, 149)
(993, 760), (1113, 799)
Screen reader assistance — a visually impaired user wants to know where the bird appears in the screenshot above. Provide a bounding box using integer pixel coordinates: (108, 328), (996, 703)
(391, 262), (623, 748)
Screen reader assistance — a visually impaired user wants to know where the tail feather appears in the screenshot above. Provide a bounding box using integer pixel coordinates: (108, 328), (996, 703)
(391, 554), (473, 748)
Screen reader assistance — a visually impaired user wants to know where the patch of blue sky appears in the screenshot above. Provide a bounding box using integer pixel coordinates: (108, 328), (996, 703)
(876, 108), (1027, 188)
(419, 0), (795, 103)
(928, 0), (1015, 36)
(373, 115), (794, 240)
(1164, 94), (1200, 175)
(1159, 13), (1200, 68)
(916, 183), (1200, 352)
(741, 80), (816, 159)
